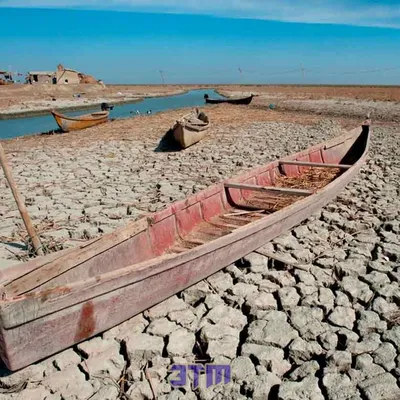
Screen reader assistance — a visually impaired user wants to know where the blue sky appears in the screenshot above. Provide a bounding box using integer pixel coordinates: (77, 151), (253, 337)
(0, 1), (399, 84)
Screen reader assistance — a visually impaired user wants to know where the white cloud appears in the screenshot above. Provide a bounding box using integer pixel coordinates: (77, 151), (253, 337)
(1, 0), (399, 28)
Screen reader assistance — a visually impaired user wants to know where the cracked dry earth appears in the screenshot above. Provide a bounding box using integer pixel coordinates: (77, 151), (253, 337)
(0, 119), (399, 400)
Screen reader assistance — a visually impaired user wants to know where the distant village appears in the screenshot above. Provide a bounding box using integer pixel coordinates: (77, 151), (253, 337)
(0, 64), (103, 86)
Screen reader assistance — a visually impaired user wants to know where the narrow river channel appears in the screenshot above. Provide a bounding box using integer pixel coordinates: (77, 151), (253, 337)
(0, 89), (225, 140)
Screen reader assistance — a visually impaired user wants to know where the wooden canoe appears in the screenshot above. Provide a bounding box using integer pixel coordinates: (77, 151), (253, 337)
(0, 122), (370, 370)
(204, 93), (254, 105)
(51, 110), (109, 132)
(172, 109), (210, 149)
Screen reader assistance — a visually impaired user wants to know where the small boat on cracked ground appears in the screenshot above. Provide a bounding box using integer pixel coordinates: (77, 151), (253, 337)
(0, 121), (370, 370)
(204, 93), (254, 105)
(172, 109), (210, 149)
(51, 110), (109, 132)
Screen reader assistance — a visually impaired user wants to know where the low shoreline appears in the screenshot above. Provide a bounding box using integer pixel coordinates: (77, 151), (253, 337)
(0, 88), (189, 120)
(2, 83), (399, 121)
(0, 98), (138, 120)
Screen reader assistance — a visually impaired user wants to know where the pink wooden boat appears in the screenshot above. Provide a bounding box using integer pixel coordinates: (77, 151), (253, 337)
(0, 121), (371, 370)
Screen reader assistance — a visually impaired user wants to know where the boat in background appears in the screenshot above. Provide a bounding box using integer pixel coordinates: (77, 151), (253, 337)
(51, 110), (109, 132)
(101, 102), (114, 111)
(204, 93), (254, 105)
(172, 109), (210, 149)
(0, 121), (370, 370)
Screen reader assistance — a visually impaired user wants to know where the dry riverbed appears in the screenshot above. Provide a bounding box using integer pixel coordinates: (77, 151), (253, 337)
(0, 103), (399, 399)
(218, 89), (400, 123)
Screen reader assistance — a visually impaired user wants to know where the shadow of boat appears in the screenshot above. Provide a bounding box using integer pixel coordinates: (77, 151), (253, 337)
(154, 129), (182, 152)
(40, 128), (64, 136)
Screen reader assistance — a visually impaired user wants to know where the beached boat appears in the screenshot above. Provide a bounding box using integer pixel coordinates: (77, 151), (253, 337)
(0, 121), (370, 370)
(51, 110), (109, 132)
(172, 109), (210, 149)
(101, 102), (114, 111)
(204, 93), (254, 105)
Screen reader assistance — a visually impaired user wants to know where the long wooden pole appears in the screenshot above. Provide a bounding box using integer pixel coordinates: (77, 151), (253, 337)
(0, 143), (43, 256)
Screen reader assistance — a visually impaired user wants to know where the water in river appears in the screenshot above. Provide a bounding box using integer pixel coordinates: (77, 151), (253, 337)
(0, 89), (225, 140)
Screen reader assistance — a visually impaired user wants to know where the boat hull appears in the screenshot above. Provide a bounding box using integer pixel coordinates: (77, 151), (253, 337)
(205, 95), (254, 105)
(51, 111), (109, 132)
(0, 124), (370, 370)
(173, 123), (209, 149)
(171, 110), (210, 148)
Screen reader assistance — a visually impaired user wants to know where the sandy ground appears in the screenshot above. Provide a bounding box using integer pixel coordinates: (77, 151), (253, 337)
(217, 84), (400, 102)
(0, 97), (399, 399)
(218, 89), (400, 123)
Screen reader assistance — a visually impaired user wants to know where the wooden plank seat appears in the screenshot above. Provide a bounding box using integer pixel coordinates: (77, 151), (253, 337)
(279, 160), (352, 169)
(224, 182), (313, 196)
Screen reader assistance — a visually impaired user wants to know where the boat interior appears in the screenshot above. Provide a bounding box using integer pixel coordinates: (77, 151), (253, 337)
(2, 125), (369, 299)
